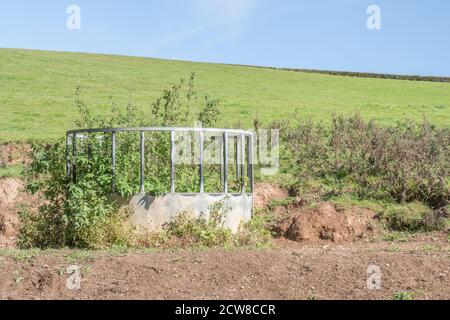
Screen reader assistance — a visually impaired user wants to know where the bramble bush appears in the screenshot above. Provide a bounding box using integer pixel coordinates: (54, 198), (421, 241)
(278, 114), (449, 231)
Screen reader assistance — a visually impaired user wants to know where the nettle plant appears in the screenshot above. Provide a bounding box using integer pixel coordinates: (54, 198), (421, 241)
(21, 74), (225, 249)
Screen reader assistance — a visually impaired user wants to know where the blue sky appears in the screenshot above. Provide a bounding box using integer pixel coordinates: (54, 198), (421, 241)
(1, 0), (449, 76)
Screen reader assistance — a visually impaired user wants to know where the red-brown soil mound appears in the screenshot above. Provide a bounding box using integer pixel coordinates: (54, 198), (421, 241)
(273, 202), (376, 243)
(0, 177), (38, 248)
(254, 182), (288, 208)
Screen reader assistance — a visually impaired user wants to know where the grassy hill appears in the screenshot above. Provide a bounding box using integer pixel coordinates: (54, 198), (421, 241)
(1, 48), (449, 142)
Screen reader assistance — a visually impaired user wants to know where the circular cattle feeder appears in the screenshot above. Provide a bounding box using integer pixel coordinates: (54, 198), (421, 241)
(65, 127), (254, 233)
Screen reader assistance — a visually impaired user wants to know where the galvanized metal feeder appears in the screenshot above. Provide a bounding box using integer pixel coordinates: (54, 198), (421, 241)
(65, 127), (254, 233)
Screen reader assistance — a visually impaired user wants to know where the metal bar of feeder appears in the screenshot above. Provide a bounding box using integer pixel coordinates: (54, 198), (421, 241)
(87, 135), (92, 161)
(65, 133), (70, 178)
(111, 131), (116, 193)
(67, 127), (253, 136)
(235, 136), (240, 182)
(72, 133), (77, 183)
(240, 134), (245, 194)
(199, 131), (204, 193)
(170, 130), (175, 193)
(223, 132), (228, 193)
(139, 131), (145, 194)
(220, 136), (224, 185)
(247, 135), (253, 193)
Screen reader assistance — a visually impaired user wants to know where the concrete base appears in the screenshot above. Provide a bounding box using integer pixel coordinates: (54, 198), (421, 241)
(129, 193), (253, 233)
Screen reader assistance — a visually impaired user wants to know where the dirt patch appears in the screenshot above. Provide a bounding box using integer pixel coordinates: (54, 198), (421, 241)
(0, 143), (37, 248)
(0, 178), (22, 238)
(0, 178), (39, 247)
(0, 236), (449, 300)
(0, 178), (21, 208)
(254, 182), (288, 209)
(273, 202), (376, 243)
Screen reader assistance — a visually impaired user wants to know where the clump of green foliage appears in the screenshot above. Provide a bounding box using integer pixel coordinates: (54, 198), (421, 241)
(235, 212), (274, 248)
(392, 291), (415, 300)
(381, 202), (448, 232)
(0, 164), (23, 178)
(163, 201), (234, 248)
(159, 200), (273, 249)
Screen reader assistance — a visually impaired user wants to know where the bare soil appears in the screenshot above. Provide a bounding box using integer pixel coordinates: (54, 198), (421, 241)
(254, 182), (288, 209)
(0, 178), (22, 246)
(0, 177), (40, 248)
(0, 235), (449, 300)
(0, 143), (31, 166)
(0, 143), (30, 247)
(273, 202), (377, 244)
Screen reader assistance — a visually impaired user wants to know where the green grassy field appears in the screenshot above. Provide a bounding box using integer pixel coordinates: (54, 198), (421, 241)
(1, 48), (449, 142)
